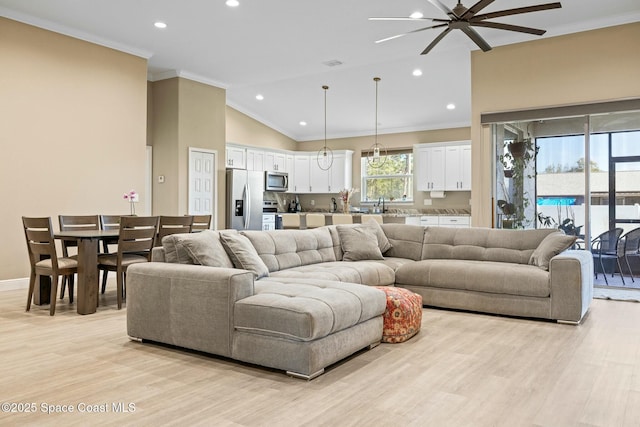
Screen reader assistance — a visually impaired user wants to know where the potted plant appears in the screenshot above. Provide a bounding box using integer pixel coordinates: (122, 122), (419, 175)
(498, 137), (538, 229)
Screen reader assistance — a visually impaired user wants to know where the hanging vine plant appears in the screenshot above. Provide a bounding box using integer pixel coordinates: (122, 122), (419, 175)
(498, 137), (538, 229)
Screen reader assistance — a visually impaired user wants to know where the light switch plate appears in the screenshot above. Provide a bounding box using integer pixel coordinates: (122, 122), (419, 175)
(423, 199), (432, 206)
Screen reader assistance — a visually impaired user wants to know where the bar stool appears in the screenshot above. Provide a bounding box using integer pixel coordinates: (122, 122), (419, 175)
(361, 214), (384, 225)
(305, 213), (326, 229)
(331, 214), (353, 225)
(281, 214), (301, 229)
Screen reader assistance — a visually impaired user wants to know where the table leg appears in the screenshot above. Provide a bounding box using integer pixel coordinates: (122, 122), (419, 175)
(76, 238), (98, 315)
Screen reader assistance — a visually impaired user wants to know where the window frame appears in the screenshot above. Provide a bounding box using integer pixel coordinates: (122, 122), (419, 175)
(360, 150), (414, 204)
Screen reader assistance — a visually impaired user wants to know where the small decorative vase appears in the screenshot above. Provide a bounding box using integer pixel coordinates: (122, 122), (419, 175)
(342, 200), (350, 214)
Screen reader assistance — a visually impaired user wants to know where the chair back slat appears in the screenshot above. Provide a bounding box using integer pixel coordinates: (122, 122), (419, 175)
(158, 215), (194, 240)
(22, 217), (59, 268)
(117, 216), (158, 256)
(100, 215), (121, 231)
(191, 214), (212, 231)
(59, 215), (100, 230)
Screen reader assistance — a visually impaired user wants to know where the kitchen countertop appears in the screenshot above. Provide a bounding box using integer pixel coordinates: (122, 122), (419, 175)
(278, 209), (470, 217)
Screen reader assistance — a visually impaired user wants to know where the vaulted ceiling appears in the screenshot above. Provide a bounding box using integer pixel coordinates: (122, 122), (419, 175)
(1, 0), (639, 141)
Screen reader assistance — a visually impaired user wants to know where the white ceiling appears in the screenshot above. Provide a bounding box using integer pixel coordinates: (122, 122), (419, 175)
(2, 0), (639, 142)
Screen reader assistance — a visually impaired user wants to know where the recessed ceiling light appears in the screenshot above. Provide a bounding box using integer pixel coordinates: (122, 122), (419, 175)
(412, 69), (423, 77)
(255, 94), (264, 101)
(154, 22), (167, 29)
(226, 0), (239, 7)
(299, 121), (307, 126)
(447, 103), (456, 110)
(410, 12), (424, 19)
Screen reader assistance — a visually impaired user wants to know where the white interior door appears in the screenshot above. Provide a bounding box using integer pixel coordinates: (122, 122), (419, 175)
(189, 148), (217, 227)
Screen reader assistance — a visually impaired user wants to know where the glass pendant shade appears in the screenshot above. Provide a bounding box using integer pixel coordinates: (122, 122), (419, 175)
(316, 85), (334, 171)
(367, 77), (387, 169)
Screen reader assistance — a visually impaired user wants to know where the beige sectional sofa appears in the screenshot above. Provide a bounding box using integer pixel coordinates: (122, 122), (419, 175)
(126, 223), (593, 379)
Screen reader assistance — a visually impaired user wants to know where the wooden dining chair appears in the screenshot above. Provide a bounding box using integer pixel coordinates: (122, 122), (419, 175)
(58, 215), (100, 302)
(99, 215), (121, 293)
(98, 216), (159, 309)
(190, 214), (212, 232)
(23, 217), (78, 316)
(157, 215), (194, 245)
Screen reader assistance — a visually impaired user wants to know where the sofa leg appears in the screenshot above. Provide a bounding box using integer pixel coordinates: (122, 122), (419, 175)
(368, 341), (381, 350)
(286, 369), (325, 381)
(557, 319), (580, 326)
(128, 336), (143, 343)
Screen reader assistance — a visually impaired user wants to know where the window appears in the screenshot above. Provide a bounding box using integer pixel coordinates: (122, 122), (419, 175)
(361, 150), (413, 202)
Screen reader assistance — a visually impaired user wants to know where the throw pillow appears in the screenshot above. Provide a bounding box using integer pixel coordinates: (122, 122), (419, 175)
(529, 232), (577, 270)
(162, 234), (195, 264)
(337, 225), (384, 261)
(363, 219), (393, 253)
(220, 232), (270, 279)
(178, 230), (234, 268)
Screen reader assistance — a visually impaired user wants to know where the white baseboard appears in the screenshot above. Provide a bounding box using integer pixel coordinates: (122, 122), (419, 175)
(0, 278), (29, 291)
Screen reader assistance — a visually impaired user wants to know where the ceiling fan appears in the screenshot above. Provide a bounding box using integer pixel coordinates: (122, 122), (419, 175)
(370, 0), (562, 55)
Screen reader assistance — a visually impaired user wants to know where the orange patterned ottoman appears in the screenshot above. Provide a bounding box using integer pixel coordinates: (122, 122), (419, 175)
(375, 286), (422, 343)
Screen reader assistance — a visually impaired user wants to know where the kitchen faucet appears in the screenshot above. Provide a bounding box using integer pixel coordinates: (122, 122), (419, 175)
(376, 197), (386, 213)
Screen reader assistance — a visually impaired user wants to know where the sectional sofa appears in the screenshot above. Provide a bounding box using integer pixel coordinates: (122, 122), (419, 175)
(126, 222), (593, 379)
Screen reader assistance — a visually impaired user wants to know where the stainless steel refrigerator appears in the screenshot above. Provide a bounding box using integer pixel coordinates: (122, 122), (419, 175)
(226, 169), (264, 230)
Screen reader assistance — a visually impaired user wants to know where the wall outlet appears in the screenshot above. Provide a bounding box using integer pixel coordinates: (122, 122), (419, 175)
(310, 199), (315, 206)
(158, 175), (165, 183)
(423, 199), (432, 206)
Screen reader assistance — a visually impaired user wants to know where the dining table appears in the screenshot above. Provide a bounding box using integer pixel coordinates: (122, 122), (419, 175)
(53, 229), (120, 315)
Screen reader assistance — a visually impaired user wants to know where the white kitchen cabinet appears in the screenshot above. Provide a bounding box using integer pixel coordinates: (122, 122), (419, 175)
(246, 148), (265, 171)
(293, 150), (353, 194)
(329, 151), (353, 193)
(264, 150), (287, 172)
(415, 145), (445, 191)
(292, 154), (311, 193)
(226, 145), (246, 169)
(444, 144), (472, 191)
(404, 216), (422, 226)
(438, 215), (470, 228)
(414, 141), (470, 192)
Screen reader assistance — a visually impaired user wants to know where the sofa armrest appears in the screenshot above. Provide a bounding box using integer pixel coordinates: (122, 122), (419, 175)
(549, 249), (594, 323)
(126, 262), (254, 357)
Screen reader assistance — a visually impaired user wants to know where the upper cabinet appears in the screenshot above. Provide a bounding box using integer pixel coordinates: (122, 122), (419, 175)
(291, 150), (353, 194)
(226, 145), (246, 169)
(414, 141), (471, 192)
(246, 148), (265, 171)
(264, 151), (287, 172)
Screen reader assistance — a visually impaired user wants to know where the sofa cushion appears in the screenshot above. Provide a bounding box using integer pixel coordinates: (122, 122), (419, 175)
(395, 259), (551, 298)
(241, 228), (337, 272)
(234, 279), (386, 341)
(529, 232), (577, 270)
(220, 232), (270, 279)
(268, 261), (396, 286)
(422, 227), (558, 265)
(380, 224), (426, 261)
(162, 230), (236, 267)
(363, 219), (393, 253)
(336, 225), (384, 261)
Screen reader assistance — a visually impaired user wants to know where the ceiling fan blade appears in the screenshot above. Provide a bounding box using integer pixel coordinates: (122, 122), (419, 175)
(472, 2), (562, 21)
(421, 27), (453, 55)
(376, 23), (447, 44)
(428, 0), (457, 18)
(369, 17), (444, 22)
(460, 26), (493, 52)
(472, 21), (546, 36)
(461, 0), (495, 19)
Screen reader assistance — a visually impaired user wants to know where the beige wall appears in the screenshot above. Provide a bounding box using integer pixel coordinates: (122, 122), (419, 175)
(226, 107), (297, 151)
(149, 78), (227, 228)
(471, 22), (640, 227)
(0, 18), (148, 281)
(297, 127), (471, 211)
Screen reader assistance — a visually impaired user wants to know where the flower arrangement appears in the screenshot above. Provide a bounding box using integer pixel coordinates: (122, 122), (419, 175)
(123, 189), (138, 215)
(338, 188), (359, 214)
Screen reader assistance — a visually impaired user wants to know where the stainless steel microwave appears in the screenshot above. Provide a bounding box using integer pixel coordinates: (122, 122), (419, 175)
(265, 171), (288, 192)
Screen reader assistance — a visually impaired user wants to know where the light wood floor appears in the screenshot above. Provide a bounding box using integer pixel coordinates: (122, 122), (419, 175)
(2, 285), (640, 427)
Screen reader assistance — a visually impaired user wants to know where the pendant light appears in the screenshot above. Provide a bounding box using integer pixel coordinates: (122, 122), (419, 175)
(316, 85), (334, 171)
(367, 77), (387, 169)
